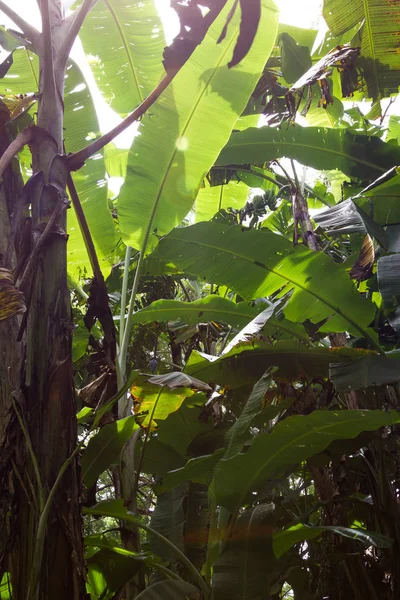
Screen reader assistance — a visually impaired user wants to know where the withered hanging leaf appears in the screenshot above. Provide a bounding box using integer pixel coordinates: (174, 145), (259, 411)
(349, 235), (375, 282)
(290, 45), (360, 95)
(148, 372), (212, 393)
(0, 268), (25, 321)
(228, 0), (261, 68)
(287, 44), (360, 118)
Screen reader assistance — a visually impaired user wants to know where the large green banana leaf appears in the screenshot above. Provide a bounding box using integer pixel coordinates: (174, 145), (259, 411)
(195, 181), (249, 222)
(323, 0), (400, 105)
(81, 416), (138, 488)
(211, 503), (276, 600)
(185, 341), (373, 387)
(152, 222), (378, 343)
(216, 125), (400, 179)
(64, 63), (116, 276)
(78, 0), (165, 117)
(0, 50), (116, 277)
(117, 0), (279, 252)
(129, 296), (308, 343)
(273, 523), (393, 558)
(214, 409), (400, 512)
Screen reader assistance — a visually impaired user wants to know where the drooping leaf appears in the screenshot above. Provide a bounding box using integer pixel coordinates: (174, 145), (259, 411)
(156, 450), (224, 494)
(157, 395), (215, 458)
(117, 0), (279, 252)
(330, 355), (400, 392)
(273, 523), (393, 558)
(148, 372), (212, 393)
(150, 485), (186, 566)
(279, 32), (311, 84)
(136, 438), (186, 476)
(216, 125), (400, 179)
(224, 368), (276, 459)
(131, 296), (263, 330)
(186, 341), (373, 388)
(222, 302), (281, 355)
(78, 0), (165, 117)
(228, 0), (262, 68)
(81, 416), (138, 488)
(214, 409), (400, 512)
(87, 547), (150, 593)
(152, 222), (377, 342)
(323, 0), (400, 106)
(211, 503), (276, 600)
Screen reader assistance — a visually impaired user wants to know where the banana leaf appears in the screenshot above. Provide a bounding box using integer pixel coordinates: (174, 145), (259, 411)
(117, 0), (279, 252)
(185, 341), (374, 388)
(215, 409), (400, 512)
(216, 125), (400, 179)
(323, 0), (400, 105)
(152, 222), (378, 343)
(78, 0), (165, 117)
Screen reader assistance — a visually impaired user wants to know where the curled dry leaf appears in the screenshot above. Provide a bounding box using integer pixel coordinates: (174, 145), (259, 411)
(147, 371), (212, 393)
(0, 268), (25, 322)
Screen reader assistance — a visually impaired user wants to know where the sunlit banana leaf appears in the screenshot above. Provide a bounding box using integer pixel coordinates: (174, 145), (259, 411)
(78, 0), (165, 117)
(214, 409), (400, 512)
(216, 125), (400, 179)
(152, 222), (377, 342)
(64, 62), (116, 277)
(0, 50), (116, 277)
(131, 296), (267, 330)
(195, 181), (248, 223)
(117, 0), (279, 252)
(323, 0), (400, 106)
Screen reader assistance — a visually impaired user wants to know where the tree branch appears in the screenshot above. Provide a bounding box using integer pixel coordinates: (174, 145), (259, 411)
(67, 71), (174, 170)
(0, 0), (41, 48)
(56, 0), (97, 70)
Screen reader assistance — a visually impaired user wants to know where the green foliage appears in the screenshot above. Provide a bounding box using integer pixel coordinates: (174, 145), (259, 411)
(4, 0), (400, 598)
(81, 416), (138, 488)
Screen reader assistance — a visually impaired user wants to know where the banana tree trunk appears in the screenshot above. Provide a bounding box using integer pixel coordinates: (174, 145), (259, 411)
(1, 2), (86, 598)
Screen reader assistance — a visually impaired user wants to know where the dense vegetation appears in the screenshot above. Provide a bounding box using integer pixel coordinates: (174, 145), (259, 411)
(0, 0), (400, 598)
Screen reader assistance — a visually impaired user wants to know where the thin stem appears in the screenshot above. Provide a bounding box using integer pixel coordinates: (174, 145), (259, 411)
(10, 396), (44, 513)
(56, 0), (97, 69)
(118, 250), (144, 382)
(126, 518), (210, 597)
(133, 387), (162, 500)
(67, 171), (103, 283)
(119, 246), (133, 350)
(67, 72), (174, 171)
(0, 0), (40, 47)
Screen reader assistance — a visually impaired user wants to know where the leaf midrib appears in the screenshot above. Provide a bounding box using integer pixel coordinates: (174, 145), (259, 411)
(105, 0), (142, 104)
(171, 231), (380, 350)
(220, 132), (386, 173)
(139, 21), (240, 256)
(229, 411), (394, 512)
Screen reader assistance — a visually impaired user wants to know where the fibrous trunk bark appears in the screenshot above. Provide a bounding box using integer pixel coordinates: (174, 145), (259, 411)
(0, 2), (86, 598)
